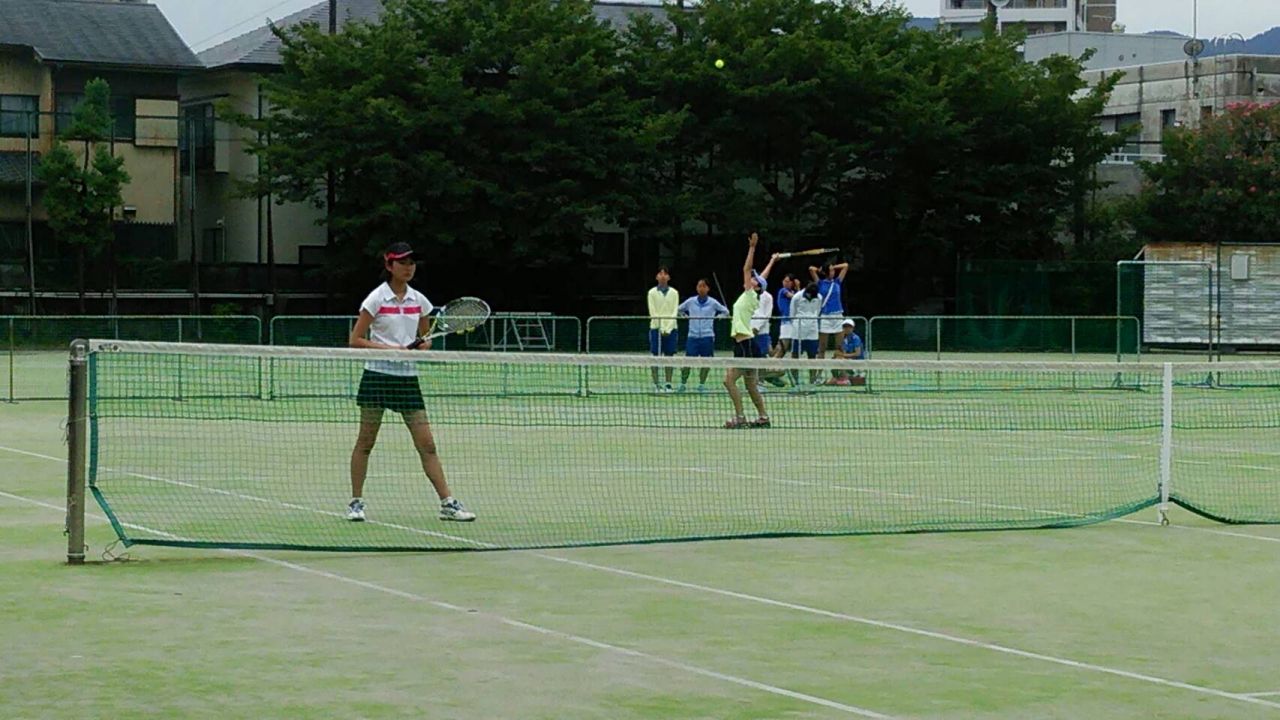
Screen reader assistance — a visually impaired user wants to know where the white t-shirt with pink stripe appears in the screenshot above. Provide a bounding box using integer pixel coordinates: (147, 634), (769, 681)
(359, 282), (434, 376)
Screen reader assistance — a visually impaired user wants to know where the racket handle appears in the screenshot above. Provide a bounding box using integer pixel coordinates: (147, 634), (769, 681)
(407, 338), (425, 350)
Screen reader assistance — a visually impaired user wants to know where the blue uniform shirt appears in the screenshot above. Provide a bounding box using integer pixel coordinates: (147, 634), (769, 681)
(777, 288), (794, 324)
(818, 278), (843, 315)
(678, 296), (729, 339)
(841, 332), (864, 359)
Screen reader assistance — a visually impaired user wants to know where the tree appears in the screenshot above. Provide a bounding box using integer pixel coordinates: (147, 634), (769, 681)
(1133, 102), (1280, 245)
(233, 0), (655, 305)
(36, 78), (129, 311)
(625, 1), (1123, 311)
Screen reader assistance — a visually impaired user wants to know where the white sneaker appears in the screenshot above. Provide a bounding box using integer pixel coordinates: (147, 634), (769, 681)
(440, 497), (476, 522)
(346, 499), (366, 522)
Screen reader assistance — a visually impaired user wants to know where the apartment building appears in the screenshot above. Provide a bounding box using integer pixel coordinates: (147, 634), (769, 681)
(940, 0), (1119, 38)
(0, 0), (201, 292)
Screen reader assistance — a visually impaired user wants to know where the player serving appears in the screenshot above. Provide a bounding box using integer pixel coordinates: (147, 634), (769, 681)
(345, 242), (475, 523)
(724, 233), (770, 429)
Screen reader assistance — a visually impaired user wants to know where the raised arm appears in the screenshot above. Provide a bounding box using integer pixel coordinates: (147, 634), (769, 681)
(808, 265), (820, 282)
(759, 252), (780, 280)
(833, 262), (850, 282)
(742, 233), (758, 289)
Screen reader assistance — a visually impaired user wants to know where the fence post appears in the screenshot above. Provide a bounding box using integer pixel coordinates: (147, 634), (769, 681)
(1070, 317), (1077, 361)
(935, 317), (942, 361)
(66, 340), (88, 564)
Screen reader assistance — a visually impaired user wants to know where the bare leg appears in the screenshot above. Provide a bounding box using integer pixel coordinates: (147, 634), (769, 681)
(724, 368), (745, 417)
(745, 370), (767, 416)
(681, 366), (692, 385)
(403, 411), (452, 500)
(664, 365), (674, 385)
(350, 408), (384, 498)
(650, 365), (660, 386)
(698, 367), (710, 385)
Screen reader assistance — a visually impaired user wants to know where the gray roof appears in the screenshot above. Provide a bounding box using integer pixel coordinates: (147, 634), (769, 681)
(0, 0), (200, 70)
(199, 0), (667, 70)
(0, 152), (40, 186)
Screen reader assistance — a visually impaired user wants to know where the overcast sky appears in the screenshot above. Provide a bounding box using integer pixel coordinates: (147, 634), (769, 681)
(159, 0), (1278, 53)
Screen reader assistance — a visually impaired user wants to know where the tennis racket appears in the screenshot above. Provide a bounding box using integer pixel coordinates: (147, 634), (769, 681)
(775, 247), (839, 260)
(407, 297), (491, 349)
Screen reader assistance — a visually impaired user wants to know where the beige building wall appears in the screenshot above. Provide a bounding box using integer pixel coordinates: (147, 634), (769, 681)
(179, 70), (326, 264)
(2, 53), (184, 227)
(0, 50), (54, 155)
(1090, 55), (1280, 144)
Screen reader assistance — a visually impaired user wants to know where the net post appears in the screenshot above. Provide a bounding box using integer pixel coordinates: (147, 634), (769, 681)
(1158, 362), (1173, 526)
(66, 339), (88, 565)
(7, 316), (14, 404)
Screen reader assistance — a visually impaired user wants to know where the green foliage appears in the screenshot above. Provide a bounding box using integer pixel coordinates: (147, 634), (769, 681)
(235, 0), (653, 273)
(1134, 102), (1280, 244)
(234, 0), (1121, 310)
(36, 78), (130, 305)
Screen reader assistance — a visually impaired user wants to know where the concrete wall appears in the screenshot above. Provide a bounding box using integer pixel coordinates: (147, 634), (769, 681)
(178, 70), (326, 264)
(1088, 55), (1280, 144)
(1025, 32), (1188, 71)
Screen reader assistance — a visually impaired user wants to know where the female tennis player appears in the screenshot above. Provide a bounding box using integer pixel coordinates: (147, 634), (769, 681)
(723, 233), (770, 429)
(345, 242), (475, 523)
(808, 260), (850, 361)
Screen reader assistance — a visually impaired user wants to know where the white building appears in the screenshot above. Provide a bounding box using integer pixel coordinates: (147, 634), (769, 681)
(940, 0), (1118, 39)
(1024, 31), (1190, 71)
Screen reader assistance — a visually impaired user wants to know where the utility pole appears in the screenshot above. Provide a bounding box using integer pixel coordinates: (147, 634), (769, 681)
(325, 0), (337, 310)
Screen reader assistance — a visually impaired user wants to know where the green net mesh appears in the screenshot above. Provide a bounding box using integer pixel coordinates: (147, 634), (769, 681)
(85, 341), (1280, 553)
(3, 316), (260, 401)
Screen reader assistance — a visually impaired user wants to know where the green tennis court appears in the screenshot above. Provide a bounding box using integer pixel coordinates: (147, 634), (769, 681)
(4, 345), (1280, 718)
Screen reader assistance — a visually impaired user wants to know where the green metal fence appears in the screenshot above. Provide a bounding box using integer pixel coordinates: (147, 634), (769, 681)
(2, 315), (262, 401)
(585, 315), (870, 354)
(866, 316), (1142, 362)
(270, 314), (581, 351)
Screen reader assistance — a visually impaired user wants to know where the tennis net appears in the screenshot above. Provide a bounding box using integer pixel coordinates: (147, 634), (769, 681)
(65, 340), (1280, 554)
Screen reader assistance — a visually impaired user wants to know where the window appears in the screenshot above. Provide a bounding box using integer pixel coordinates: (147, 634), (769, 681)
(201, 227), (225, 264)
(180, 104), (215, 172)
(1201, 105), (1215, 122)
(55, 93), (136, 141)
(0, 95), (39, 139)
(1161, 109), (1178, 129)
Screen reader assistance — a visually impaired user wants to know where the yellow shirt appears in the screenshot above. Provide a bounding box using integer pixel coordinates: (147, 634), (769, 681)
(647, 286), (679, 334)
(731, 290), (759, 338)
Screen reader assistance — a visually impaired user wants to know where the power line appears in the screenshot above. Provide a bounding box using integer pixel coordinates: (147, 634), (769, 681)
(186, 0), (314, 51)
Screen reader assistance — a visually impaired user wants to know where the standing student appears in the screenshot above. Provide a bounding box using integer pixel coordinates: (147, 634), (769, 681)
(808, 260), (850, 360)
(724, 233), (770, 429)
(346, 242), (475, 523)
(788, 281), (823, 388)
(677, 279), (729, 392)
(646, 266), (680, 392)
(772, 272), (800, 359)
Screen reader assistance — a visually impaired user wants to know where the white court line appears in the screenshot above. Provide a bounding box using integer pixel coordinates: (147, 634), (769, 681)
(6, 444), (1280, 711)
(1248, 692), (1280, 698)
(0, 487), (891, 719)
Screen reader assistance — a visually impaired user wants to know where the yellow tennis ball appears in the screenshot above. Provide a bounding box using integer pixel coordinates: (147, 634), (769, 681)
(714, 58), (725, 69)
